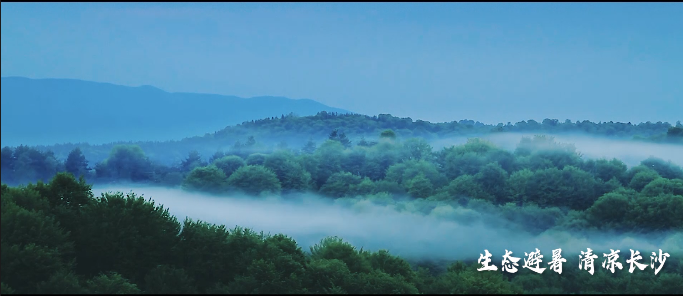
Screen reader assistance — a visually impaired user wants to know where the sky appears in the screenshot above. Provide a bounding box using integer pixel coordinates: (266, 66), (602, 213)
(2, 2), (681, 124)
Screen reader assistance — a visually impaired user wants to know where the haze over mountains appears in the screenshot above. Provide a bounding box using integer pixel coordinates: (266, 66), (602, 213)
(0, 76), (351, 146)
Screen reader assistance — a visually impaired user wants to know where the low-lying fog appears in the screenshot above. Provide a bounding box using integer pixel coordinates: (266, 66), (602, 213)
(430, 133), (683, 167)
(92, 186), (682, 263)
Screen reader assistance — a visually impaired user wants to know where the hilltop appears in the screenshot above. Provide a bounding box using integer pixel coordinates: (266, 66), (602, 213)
(0, 76), (350, 146)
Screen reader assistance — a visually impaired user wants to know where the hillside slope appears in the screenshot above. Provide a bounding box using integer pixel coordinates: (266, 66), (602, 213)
(0, 76), (351, 146)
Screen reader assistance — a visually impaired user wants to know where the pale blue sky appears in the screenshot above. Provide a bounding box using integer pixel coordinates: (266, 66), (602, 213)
(2, 2), (681, 124)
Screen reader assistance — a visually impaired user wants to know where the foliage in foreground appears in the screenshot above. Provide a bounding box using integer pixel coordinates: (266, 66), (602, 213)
(2, 173), (682, 294)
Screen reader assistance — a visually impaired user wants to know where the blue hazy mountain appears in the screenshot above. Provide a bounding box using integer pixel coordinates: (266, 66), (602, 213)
(1, 77), (352, 146)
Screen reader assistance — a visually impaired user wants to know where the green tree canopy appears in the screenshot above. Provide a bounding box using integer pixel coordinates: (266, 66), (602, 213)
(227, 165), (282, 195)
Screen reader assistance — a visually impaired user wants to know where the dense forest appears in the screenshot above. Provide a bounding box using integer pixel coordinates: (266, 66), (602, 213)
(2, 125), (683, 293)
(20, 112), (683, 166)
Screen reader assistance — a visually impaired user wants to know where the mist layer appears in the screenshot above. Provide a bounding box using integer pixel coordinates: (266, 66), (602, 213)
(92, 186), (681, 262)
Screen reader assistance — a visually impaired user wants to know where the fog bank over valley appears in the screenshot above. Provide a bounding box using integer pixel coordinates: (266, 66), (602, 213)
(431, 133), (683, 168)
(92, 186), (683, 263)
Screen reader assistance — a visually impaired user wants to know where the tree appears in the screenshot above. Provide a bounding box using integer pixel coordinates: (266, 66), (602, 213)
(356, 177), (376, 196)
(329, 129), (352, 148)
(514, 136), (582, 169)
(402, 138), (433, 161)
(368, 250), (415, 281)
(9, 146), (61, 184)
(246, 153), (267, 166)
(65, 148), (89, 178)
(380, 129), (396, 140)
(144, 265), (197, 294)
(441, 151), (486, 179)
(1, 243), (73, 294)
(208, 151), (226, 163)
(1, 146), (16, 183)
(313, 141), (345, 188)
(629, 169), (660, 191)
(328, 130), (339, 141)
(262, 151), (294, 181)
(342, 149), (366, 176)
(406, 173), (434, 198)
(385, 160), (446, 189)
(640, 178), (683, 197)
(373, 180), (405, 195)
(522, 166), (598, 210)
(1, 196), (75, 293)
(263, 152), (312, 193)
(172, 219), (233, 292)
(442, 175), (493, 202)
(84, 273), (141, 294)
(74, 192), (181, 286)
(319, 172), (363, 198)
(337, 132), (352, 148)
(309, 237), (371, 274)
(99, 145), (152, 182)
(34, 271), (85, 294)
(584, 190), (633, 230)
(181, 150), (205, 173)
(227, 165), (282, 195)
(362, 141), (400, 181)
(304, 259), (353, 294)
(640, 157), (683, 180)
(349, 270), (419, 294)
(301, 138), (317, 154)
(507, 169), (534, 204)
(35, 173), (94, 234)
(425, 263), (521, 294)
(182, 165), (229, 194)
(667, 126), (683, 138)
(474, 163), (509, 203)
(212, 155), (245, 177)
(227, 234), (308, 293)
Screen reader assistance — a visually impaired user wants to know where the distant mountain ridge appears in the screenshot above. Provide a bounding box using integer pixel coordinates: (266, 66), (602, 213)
(0, 76), (352, 146)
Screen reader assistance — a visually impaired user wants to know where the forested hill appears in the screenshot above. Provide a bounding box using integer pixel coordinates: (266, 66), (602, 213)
(0, 76), (350, 146)
(210, 112), (682, 142)
(25, 112), (683, 166)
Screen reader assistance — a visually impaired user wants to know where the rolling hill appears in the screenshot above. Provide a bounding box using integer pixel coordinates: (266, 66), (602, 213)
(0, 76), (351, 146)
